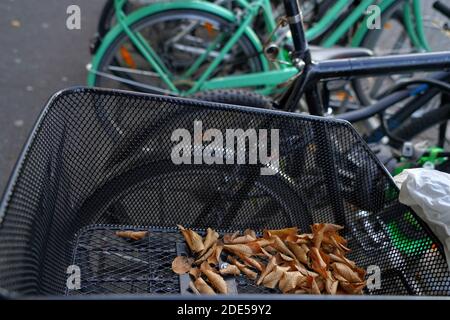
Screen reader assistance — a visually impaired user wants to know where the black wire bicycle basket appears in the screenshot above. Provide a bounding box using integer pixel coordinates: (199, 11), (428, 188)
(0, 87), (448, 298)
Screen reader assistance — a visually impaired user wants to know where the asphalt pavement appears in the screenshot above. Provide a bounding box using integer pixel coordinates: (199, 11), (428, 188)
(0, 0), (104, 195)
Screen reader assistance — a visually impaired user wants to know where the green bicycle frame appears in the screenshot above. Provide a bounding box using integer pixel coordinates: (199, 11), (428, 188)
(351, 0), (430, 50)
(88, 0), (431, 95)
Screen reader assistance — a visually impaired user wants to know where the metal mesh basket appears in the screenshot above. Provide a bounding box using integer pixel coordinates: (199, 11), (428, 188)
(0, 87), (449, 298)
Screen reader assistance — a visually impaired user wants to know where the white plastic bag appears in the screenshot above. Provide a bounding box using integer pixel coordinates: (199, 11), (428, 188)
(394, 168), (450, 270)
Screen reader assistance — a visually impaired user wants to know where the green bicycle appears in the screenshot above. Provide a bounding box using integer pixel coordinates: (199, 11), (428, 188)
(87, 0), (441, 100)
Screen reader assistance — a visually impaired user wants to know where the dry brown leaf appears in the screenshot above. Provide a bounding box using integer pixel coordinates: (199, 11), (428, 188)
(11, 19), (21, 28)
(301, 276), (321, 294)
(115, 230), (148, 241)
(325, 277), (339, 295)
(223, 243), (259, 256)
(295, 263), (319, 278)
(329, 234), (351, 253)
(206, 245), (222, 266)
(223, 231), (240, 244)
(242, 268), (258, 280)
(219, 264), (241, 276)
(279, 252), (294, 262)
(178, 225), (205, 253)
(333, 271), (348, 283)
(195, 243), (217, 265)
(279, 271), (304, 293)
(229, 235), (257, 244)
(329, 252), (356, 269)
(321, 244), (335, 254)
(316, 276), (326, 292)
(246, 241), (264, 254)
(189, 267), (201, 280)
(260, 247), (273, 258)
(320, 249), (330, 266)
(203, 269), (228, 294)
(332, 262), (361, 283)
(271, 235), (296, 259)
(235, 251), (264, 272)
(172, 256), (194, 274)
(263, 245), (278, 255)
(262, 266), (290, 289)
(263, 227), (298, 240)
(256, 239), (275, 248)
(231, 231), (240, 240)
(244, 229), (257, 239)
(194, 277), (216, 295)
(280, 260), (301, 272)
(332, 233), (348, 246)
(200, 261), (215, 273)
(295, 289), (307, 294)
(309, 247), (328, 279)
(301, 243), (310, 254)
(257, 256), (277, 285)
(310, 277), (321, 294)
(338, 242), (351, 253)
(228, 256), (258, 280)
(200, 228), (219, 256)
(287, 241), (308, 265)
(296, 233), (314, 243)
(312, 223), (344, 249)
(355, 266), (367, 280)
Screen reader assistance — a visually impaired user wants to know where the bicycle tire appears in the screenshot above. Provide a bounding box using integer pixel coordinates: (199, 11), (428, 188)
(79, 160), (312, 231)
(352, 2), (406, 106)
(192, 89), (273, 109)
(392, 103), (450, 143)
(93, 9), (265, 92)
(98, 0), (119, 39)
(97, 1), (162, 38)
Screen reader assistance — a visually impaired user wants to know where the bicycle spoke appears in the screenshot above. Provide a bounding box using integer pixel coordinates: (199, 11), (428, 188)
(89, 66), (176, 95)
(136, 31), (173, 78)
(108, 65), (162, 78)
(182, 33), (228, 79)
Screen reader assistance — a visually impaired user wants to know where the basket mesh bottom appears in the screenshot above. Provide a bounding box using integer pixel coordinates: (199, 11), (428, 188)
(68, 225), (277, 295)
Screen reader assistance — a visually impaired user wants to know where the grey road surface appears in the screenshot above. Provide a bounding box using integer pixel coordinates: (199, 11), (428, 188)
(0, 0), (104, 195)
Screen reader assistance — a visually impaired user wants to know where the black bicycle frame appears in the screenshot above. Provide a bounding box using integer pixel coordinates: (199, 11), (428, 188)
(280, 0), (450, 117)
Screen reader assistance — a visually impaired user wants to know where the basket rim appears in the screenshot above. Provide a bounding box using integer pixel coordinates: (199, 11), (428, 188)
(18, 293), (450, 300)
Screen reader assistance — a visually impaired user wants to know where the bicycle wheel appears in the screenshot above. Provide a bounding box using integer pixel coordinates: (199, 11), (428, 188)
(354, 1), (450, 106)
(92, 9), (264, 94)
(79, 160), (311, 231)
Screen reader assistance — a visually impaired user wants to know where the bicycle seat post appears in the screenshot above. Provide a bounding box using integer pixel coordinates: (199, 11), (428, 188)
(283, 0), (312, 65)
(279, 0), (324, 115)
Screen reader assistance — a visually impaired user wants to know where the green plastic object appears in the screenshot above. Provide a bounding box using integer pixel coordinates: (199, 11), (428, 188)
(417, 147), (448, 167)
(387, 216), (433, 255)
(389, 147), (447, 256)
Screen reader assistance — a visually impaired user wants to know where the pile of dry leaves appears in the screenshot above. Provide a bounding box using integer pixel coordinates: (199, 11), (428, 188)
(172, 224), (366, 295)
